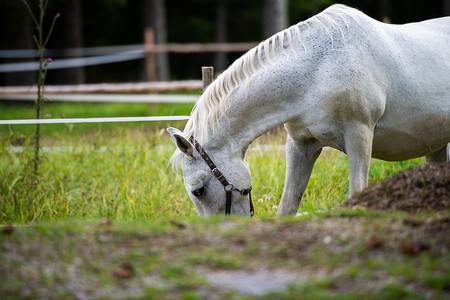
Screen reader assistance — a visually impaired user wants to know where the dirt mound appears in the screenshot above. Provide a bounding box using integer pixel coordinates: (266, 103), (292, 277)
(344, 162), (450, 213)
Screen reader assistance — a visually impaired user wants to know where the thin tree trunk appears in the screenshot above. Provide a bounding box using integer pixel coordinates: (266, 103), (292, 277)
(379, 0), (391, 23)
(55, 0), (85, 84)
(214, 1), (228, 72)
(311, 0), (320, 15)
(1, 1), (35, 86)
(444, 0), (450, 16)
(263, 0), (287, 38)
(143, 0), (170, 81)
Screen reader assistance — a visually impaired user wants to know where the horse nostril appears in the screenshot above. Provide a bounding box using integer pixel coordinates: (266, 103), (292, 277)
(192, 187), (205, 197)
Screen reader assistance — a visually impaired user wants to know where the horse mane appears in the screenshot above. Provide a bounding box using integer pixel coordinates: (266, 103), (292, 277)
(171, 4), (360, 167)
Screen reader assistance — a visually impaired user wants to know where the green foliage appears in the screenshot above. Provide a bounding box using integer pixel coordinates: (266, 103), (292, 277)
(379, 284), (426, 300)
(20, 0), (60, 176)
(0, 123), (424, 224)
(0, 100), (425, 223)
(0, 130), (192, 223)
(0, 101), (195, 138)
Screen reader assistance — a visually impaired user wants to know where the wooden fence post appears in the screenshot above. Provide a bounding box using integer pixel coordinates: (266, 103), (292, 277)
(145, 27), (156, 82)
(202, 66), (214, 90)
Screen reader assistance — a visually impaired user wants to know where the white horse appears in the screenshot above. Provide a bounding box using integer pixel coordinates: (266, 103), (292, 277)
(168, 4), (450, 216)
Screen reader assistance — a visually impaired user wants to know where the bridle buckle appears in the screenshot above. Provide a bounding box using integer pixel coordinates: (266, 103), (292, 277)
(211, 168), (223, 179)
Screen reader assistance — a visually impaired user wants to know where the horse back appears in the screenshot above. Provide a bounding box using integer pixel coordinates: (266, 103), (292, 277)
(308, 10), (450, 160)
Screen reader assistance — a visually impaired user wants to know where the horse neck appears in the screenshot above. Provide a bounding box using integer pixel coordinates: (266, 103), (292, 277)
(204, 57), (305, 157)
(202, 9), (364, 157)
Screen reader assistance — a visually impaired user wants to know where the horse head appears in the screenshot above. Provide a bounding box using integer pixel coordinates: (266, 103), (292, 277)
(168, 127), (253, 217)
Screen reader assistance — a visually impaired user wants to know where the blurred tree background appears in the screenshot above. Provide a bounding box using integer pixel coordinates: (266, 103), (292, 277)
(1, 0), (449, 85)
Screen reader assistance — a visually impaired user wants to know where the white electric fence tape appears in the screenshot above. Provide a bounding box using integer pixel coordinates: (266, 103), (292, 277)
(0, 51), (144, 73)
(0, 94), (199, 103)
(0, 116), (190, 125)
(0, 45), (142, 58)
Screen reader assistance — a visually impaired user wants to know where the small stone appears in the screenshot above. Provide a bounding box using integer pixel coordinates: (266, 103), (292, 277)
(113, 262), (134, 279)
(99, 218), (112, 226)
(170, 219), (186, 229)
(365, 236), (383, 249)
(2, 224), (14, 235)
(323, 235), (332, 244)
(399, 240), (430, 255)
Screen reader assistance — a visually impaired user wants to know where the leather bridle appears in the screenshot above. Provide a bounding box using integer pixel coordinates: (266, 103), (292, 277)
(190, 138), (255, 216)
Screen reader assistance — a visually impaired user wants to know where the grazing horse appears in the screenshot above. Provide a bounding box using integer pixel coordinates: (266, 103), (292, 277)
(168, 4), (450, 216)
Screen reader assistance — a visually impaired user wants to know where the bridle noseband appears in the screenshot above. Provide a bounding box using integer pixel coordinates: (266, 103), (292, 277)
(190, 138), (255, 216)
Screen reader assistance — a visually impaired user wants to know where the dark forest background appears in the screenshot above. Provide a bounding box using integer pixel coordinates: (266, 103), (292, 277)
(1, 0), (449, 86)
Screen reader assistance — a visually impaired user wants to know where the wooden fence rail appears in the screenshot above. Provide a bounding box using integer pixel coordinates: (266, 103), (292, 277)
(0, 81), (203, 95)
(0, 94), (198, 103)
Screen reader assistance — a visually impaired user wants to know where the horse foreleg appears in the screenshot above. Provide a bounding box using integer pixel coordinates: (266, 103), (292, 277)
(426, 144), (450, 163)
(344, 123), (374, 198)
(277, 135), (322, 216)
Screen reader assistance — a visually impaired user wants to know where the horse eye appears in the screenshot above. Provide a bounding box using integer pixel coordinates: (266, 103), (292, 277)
(192, 187), (205, 197)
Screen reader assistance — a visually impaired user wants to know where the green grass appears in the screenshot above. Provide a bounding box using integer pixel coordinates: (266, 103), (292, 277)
(0, 126), (424, 224)
(0, 101), (425, 223)
(248, 144), (424, 214)
(0, 100), (196, 138)
(1, 102), (444, 299)
(1, 129), (189, 223)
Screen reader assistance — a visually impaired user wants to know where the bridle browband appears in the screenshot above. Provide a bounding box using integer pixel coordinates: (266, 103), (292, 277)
(190, 137), (255, 216)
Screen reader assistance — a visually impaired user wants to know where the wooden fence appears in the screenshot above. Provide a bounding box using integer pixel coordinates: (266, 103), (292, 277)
(0, 81), (203, 95)
(0, 67), (215, 125)
(1, 33), (257, 94)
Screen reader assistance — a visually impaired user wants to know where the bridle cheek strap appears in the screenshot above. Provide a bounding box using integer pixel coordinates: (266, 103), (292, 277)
(190, 138), (254, 217)
(225, 186), (232, 215)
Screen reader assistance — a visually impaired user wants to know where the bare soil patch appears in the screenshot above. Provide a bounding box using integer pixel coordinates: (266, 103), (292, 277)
(344, 162), (450, 213)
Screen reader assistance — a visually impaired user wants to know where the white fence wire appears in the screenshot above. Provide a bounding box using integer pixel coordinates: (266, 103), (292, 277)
(0, 44), (142, 59)
(0, 51), (144, 73)
(0, 116), (190, 125)
(0, 93), (199, 103)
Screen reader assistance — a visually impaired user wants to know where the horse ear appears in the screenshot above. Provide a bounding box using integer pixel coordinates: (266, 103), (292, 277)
(167, 127), (194, 157)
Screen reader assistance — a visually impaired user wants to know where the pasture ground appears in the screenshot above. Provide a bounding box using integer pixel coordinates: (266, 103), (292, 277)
(1, 208), (449, 299)
(1, 101), (448, 298)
